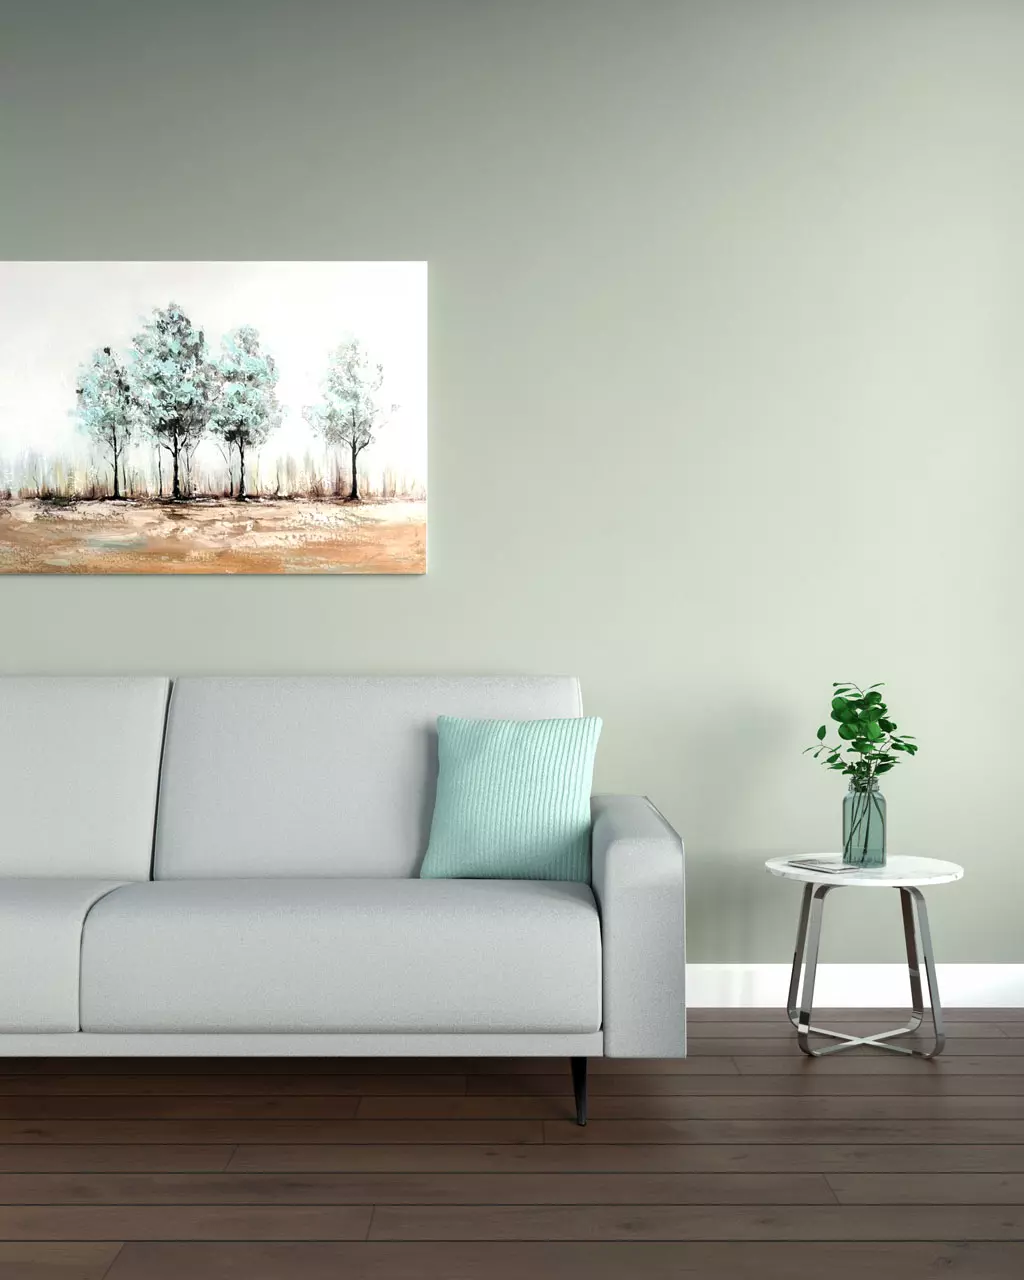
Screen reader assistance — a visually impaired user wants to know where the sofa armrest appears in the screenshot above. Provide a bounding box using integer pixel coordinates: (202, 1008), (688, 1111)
(591, 794), (686, 1058)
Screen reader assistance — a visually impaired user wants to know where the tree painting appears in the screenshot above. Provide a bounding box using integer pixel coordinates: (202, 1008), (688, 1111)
(130, 304), (216, 501)
(303, 339), (392, 502)
(0, 261), (426, 574)
(209, 327), (280, 501)
(74, 347), (134, 500)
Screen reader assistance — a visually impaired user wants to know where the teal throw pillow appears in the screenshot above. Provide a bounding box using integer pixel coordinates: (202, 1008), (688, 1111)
(420, 716), (603, 882)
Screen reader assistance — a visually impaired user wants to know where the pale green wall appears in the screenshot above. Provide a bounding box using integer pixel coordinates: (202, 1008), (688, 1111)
(3, 0), (1022, 961)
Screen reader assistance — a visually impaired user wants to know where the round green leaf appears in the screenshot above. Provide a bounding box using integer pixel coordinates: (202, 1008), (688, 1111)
(816, 725), (827, 740)
(837, 723), (858, 740)
(831, 696), (849, 712)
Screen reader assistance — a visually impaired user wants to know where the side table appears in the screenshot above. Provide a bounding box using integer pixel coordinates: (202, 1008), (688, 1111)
(765, 854), (964, 1058)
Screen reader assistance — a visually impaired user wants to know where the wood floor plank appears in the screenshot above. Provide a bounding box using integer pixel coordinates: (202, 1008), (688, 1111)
(0, 1075), (468, 1097)
(0, 1170), (835, 1206)
(734, 1055), (1024, 1074)
(0, 1097), (367, 1120)
(100, 1240), (1024, 1280)
(692, 1037), (1024, 1056)
(0, 1059), (479, 1078)
(0, 1242), (122, 1279)
(686, 1020), (1008, 1038)
(0, 1097), (363, 1120)
(0, 1204), (372, 1240)
(588, 1052), (1024, 1074)
(470, 1071), (1024, 1095)
(357, 1094), (1024, 1120)
(0, 1146), (234, 1172)
(829, 1173), (1024, 1203)
(541, 1118), (1024, 1144)
(368, 1202), (1024, 1241)
(688, 1007), (1024, 1021)
(226, 1142), (1024, 1174)
(482, 1058), (738, 1076)
(0, 1120), (543, 1145)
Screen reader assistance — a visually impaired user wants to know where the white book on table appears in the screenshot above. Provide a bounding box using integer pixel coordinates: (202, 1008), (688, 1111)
(785, 856), (862, 875)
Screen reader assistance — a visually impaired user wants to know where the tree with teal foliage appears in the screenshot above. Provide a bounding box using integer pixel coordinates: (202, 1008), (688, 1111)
(74, 346), (134, 499)
(130, 303), (215, 499)
(209, 326), (281, 500)
(302, 338), (392, 501)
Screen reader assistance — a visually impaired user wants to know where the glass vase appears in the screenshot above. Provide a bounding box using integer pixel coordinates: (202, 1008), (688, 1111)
(842, 779), (886, 867)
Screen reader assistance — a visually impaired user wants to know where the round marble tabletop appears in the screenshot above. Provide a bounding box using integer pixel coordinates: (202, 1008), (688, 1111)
(765, 854), (964, 888)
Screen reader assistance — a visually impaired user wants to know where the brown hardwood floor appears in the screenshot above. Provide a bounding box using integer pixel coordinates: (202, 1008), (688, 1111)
(1, 1009), (1023, 1278)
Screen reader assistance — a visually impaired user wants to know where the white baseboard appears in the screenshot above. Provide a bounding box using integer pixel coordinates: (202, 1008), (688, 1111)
(688, 964), (1024, 1008)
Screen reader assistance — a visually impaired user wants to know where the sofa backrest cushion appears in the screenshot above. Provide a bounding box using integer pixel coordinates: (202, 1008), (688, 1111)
(0, 677), (170, 879)
(153, 676), (583, 879)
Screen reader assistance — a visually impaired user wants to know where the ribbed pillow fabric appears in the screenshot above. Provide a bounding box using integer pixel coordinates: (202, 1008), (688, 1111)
(420, 716), (603, 882)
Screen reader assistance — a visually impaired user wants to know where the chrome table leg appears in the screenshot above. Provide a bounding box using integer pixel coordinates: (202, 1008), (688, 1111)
(786, 883), (812, 1025)
(900, 886), (926, 1035)
(787, 881), (946, 1058)
(787, 884), (861, 1051)
(906, 886), (945, 1057)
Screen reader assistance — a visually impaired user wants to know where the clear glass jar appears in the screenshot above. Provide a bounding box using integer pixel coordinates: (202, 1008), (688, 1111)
(842, 778), (887, 867)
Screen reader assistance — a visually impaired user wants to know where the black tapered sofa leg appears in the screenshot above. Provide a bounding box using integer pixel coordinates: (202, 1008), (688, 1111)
(570, 1056), (588, 1126)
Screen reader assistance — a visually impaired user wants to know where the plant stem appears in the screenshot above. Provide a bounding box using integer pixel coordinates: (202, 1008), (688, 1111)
(869, 787), (886, 859)
(861, 786), (870, 862)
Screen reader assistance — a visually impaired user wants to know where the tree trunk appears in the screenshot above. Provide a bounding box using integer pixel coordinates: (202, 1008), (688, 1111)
(348, 441), (360, 501)
(171, 438), (181, 500)
(111, 443), (120, 500)
(238, 441), (247, 500)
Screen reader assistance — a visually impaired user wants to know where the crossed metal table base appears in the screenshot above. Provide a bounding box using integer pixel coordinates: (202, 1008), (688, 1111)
(787, 881), (945, 1058)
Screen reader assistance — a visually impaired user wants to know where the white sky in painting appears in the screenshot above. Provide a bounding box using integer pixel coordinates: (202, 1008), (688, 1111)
(0, 261), (426, 486)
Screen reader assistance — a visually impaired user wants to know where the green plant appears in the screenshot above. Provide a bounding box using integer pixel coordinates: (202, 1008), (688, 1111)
(806, 682), (918, 785)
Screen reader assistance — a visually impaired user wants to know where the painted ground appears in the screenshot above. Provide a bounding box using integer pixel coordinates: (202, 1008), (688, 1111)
(0, 498), (426, 574)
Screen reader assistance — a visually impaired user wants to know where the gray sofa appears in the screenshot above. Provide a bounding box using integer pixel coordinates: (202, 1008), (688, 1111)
(0, 676), (686, 1121)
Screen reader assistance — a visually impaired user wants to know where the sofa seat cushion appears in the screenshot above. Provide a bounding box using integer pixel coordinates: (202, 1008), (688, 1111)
(0, 881), (125, 1031)
(79, 879), (602, 1034)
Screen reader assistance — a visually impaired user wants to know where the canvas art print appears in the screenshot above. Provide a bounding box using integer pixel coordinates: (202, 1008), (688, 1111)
(0, 261), (426, 574)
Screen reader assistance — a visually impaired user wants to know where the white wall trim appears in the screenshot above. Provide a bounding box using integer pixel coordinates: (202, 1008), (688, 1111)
(689, 964), (1024, 1008)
